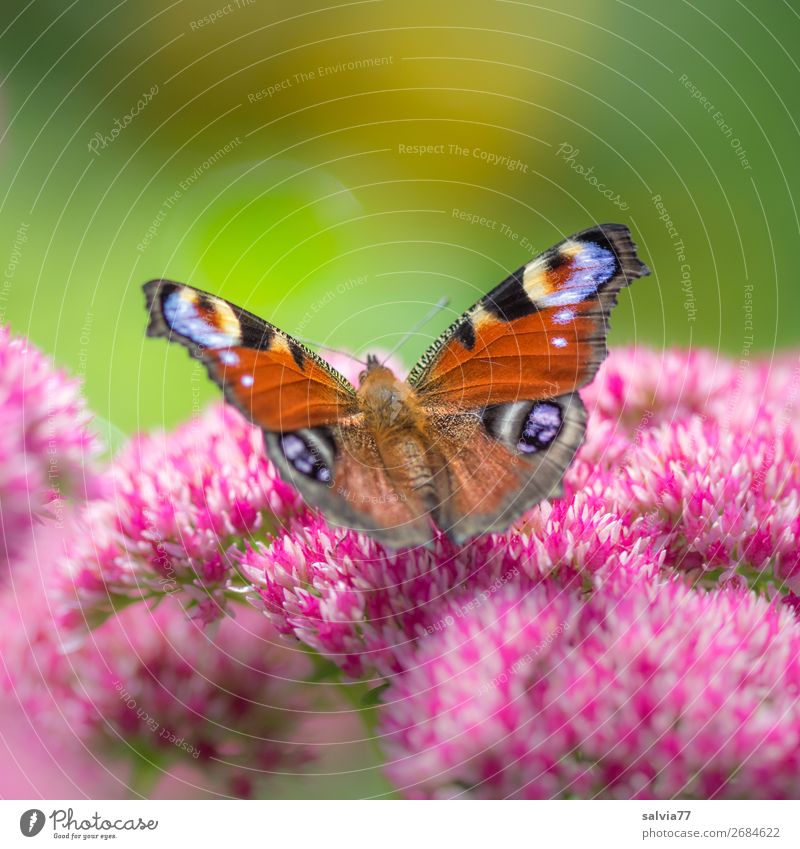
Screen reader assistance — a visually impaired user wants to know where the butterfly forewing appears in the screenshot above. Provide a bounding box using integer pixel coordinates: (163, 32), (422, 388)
(408, 224), (650, 410)
(144, 280), (357, 431)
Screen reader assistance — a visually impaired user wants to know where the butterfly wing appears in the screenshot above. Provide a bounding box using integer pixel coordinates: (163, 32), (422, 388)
(145, 280), (434, 546)
(144, 280), (357, 430)
(409, 224), (649, 543)
(263, 421), (436, 548)
(428, 392), (587, 544)
(408, 224), (650, 409)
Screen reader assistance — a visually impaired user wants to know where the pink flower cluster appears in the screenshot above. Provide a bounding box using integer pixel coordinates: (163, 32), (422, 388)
(9, 341), (800, 799)
(2, 539), (320, 798)
(578, 348), (800, 590)
(0, 327), (98, 576)
(379, 578), (800, 799)
(57, 405), (301, 635)
(240, 498), (663, 678)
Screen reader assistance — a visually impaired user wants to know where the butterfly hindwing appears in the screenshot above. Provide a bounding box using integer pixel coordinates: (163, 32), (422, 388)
(144, 280), (357, 431)
(263, 419), (436, 547)
(408, 224), (650, 410)
(428, 393), (587, 544)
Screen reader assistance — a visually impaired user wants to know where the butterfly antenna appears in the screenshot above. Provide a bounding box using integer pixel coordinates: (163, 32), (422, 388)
(292, 336), (368, 366)
(381, 297), (450, 366)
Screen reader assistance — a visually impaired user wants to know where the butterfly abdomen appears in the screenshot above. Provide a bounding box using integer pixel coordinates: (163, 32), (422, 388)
(357, 364), (443, 511)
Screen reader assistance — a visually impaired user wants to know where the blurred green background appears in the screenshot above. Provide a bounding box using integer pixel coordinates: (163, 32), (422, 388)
(1, 0), (798, 799)
(2, 0), (798, 438)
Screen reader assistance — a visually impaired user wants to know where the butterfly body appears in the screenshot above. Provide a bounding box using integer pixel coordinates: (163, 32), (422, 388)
(144, 223), (650, 548)
(355, 359), (447, 515)
(357, 360), (425, 435)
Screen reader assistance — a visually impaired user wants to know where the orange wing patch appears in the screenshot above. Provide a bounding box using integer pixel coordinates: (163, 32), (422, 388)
(206, 345), (352, 431)
(144, 280), (357, 431)
(414, 300), (604, 408)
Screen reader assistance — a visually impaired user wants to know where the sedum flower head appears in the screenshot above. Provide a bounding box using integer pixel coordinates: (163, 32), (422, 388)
(0, 326), (98, 576)
(57, 404), (301, 634)
(241, 497), (663, 678)
(2, 545), (322, 799)
(379, 579), (800, 799)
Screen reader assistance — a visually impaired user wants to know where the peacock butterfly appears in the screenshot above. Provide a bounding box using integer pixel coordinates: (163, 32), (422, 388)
(144, 223), (649, 548)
